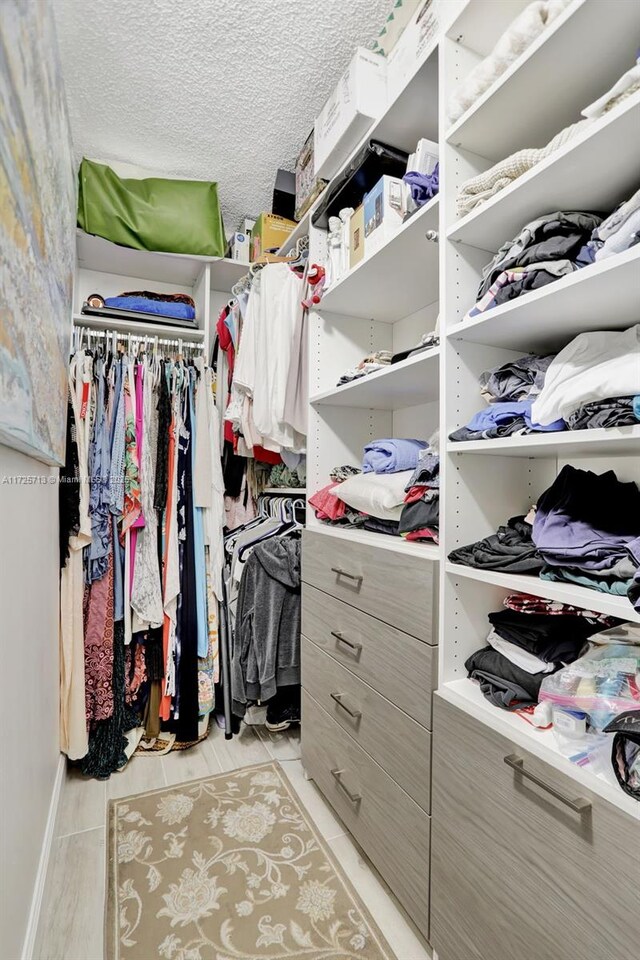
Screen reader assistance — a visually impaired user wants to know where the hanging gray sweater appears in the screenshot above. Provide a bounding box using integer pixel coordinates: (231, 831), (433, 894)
(231, 535), (301, 716)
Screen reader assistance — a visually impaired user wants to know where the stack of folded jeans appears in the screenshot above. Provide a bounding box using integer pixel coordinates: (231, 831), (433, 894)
(336, 351), (392, 386)
(465, 597), (610, 711)
(398, 450), (439, 543)
(533, 465), (640, 610)
(102, 290), (197, 321)
(466, 211), (602, 319)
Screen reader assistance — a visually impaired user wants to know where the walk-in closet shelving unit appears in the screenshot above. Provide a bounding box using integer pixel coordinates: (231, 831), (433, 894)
(305, 41), (442, 560)
(299, 31), (445, 945)
(74, 229), (246, 351)
(429, 3), (640, 956)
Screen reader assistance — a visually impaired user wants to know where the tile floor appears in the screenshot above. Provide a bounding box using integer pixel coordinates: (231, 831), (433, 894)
(34, 724), (431, 960)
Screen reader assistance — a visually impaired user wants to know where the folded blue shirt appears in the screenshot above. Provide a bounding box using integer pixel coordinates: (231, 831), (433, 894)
(104, 296), (196, 321)
(465, 400), (564, 433)
(362, 438), (427, 474)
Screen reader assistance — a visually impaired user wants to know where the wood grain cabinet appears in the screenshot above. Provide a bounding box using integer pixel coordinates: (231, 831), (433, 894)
(301, 530), (437, 941)
(430, 694), (640, 960)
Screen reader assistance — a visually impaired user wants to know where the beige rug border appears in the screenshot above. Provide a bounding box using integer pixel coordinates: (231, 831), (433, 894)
(105, 759), (397, 960)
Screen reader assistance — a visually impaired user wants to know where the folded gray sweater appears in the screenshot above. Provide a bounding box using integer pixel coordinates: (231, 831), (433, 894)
(232, 536), (301, 717)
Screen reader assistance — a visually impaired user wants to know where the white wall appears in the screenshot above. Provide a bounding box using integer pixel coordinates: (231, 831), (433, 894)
(0, 444), (60, 959)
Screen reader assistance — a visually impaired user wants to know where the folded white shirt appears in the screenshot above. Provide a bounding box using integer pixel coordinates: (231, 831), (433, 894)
(327, 470), (412, 521)
(531, 324), (640, 425)
(486, 629), (556, 674)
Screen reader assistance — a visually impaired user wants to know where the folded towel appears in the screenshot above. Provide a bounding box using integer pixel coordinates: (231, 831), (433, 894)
(362, 438), (427, 474)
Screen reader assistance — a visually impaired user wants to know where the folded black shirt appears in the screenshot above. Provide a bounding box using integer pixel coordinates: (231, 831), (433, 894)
(466, 646), (550, 709)
(448, 516), (543, 573)
(487, 609), (603, 663)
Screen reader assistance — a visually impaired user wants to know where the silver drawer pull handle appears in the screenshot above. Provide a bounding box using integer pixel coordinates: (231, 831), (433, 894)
(504, 755), (591, 813)
(330, 630), (363, 655)
(330, 692), (362, 720)
(331, 566), (363, 587)
(331, 768), (362, 804)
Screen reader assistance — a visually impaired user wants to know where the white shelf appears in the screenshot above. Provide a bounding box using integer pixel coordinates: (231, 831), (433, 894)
(447, 93), (640, 252)
(311, 347), (439, 410)
(76, 230), (247, 291)
(445, 561), (640, 624)
(446, 245), (640, 352)
(317, 41), (439, 184)
(447, 425), (640, 459)
(72, 312), (205, 340)
(319, 197), (439, 322)
(307, 521), (440, 560)
(445, 0), (640, 161)
(438, 680), (640, 819)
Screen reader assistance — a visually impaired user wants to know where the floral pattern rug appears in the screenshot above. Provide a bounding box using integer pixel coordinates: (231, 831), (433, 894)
(107, 761), (395, 959)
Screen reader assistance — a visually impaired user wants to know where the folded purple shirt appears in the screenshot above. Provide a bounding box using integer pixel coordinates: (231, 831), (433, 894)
(533, 465), (640, 572)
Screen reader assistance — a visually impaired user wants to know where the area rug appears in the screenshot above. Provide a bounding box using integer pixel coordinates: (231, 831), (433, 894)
(106, 761), (396, 959)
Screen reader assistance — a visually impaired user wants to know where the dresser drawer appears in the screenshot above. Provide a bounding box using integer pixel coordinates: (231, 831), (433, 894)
(302, 584), (436, 728)
(302, 636), (431, 812)
(431, 693), (640, 960)
(302, 690), (430, 940)
(302, 529), (436, 642)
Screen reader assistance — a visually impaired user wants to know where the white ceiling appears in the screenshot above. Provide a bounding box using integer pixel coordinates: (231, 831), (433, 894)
(53, 0), (390, 233)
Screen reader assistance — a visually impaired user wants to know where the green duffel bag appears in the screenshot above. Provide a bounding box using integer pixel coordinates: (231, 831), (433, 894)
(77, 158), (226, 257)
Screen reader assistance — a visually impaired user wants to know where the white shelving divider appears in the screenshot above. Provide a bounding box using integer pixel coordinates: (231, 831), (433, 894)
(438, 0), (640, 815)
(75, 230), (246, 357)
(305, 33), (443, 560)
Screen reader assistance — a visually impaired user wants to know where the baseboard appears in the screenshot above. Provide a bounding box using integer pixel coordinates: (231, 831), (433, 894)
(21, 754), (65, 960)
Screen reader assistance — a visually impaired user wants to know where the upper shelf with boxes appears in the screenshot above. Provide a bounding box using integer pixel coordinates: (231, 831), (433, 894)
(303, 0), (443, 559)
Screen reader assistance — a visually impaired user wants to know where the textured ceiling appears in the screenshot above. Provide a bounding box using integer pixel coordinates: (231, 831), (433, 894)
(53, 0), (390, 233)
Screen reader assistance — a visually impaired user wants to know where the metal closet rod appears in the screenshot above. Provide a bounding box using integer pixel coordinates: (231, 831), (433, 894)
(72, 325), (205, 352)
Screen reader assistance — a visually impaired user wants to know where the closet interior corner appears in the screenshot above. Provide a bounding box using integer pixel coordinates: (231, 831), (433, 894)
(5, 1), (640, 958)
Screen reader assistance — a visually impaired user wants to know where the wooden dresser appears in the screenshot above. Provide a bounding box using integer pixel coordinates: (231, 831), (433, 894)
(300, 529), (437, 940)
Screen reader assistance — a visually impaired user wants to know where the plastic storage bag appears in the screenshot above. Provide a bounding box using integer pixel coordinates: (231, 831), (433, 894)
(77, 158), (226, 257)
(539, 637), (640, 731)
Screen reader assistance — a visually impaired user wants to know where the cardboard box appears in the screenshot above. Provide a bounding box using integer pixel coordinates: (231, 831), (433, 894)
(314, 48), (387, 181)
(349, 205), (365, 269)
(404, 136), (439, 216)
(227, 232), (251, 262)
(387, 0), (439, 104)
(364, 176), (404, 256)
(250, 213), (296, 260)
(371, 0), (421, 57)
(295, 129), (328, 222)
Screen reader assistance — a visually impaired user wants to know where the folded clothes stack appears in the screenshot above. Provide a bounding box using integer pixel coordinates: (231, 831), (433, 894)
(391, 330), (440, 364)
(466, 211), (602, 319)
(449, 465), (640, 611)
(398, 450), (440, 543)
(465, 597), (620, 711)
(589, 185), (640, 262)
(449, 326), (640, 441)
(534, 465), (640, 606)
(446, 0), (572, 125)
(103, 290), (197, 321)
(456, 52), (640, 218)
(336, 351), (392, 386)
(309, 437), (439, 542)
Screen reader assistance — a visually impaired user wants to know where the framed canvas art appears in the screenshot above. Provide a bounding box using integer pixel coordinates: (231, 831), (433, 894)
(0, 0), (75, 465)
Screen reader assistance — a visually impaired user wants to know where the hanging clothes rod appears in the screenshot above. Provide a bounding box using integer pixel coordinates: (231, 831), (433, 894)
(71, 324), (205, 353)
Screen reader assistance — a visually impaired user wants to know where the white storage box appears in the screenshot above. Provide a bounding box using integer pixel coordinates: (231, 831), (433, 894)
(227, 232), (251, 262)
(364, 175), (404, 256)
(314, 48), (387, 181)
(387, 0), (439, 104)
